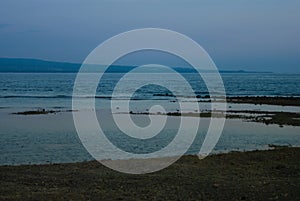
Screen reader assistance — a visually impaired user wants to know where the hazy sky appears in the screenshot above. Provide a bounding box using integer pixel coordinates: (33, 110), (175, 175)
(0, 0), (300, 73)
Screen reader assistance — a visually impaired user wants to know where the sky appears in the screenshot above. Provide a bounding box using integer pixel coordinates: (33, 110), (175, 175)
(0, 0), (300, 73)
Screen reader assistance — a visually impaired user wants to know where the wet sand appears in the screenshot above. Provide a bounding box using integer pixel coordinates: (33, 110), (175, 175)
(1, 147), (299, 200)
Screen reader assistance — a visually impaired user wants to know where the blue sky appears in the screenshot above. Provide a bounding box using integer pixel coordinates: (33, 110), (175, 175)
(0, 0), (300, 73)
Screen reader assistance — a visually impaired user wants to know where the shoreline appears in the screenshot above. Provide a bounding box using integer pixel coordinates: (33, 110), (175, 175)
(1, 147), (299, 200)
(225, 96), (300, 106)
(2, 144), (297, 167)
(7, 95), (300, 128)
(124, 110), (300, 127)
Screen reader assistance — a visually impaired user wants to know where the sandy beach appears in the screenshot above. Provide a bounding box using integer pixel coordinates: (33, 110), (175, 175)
(1, 147), (299, 200)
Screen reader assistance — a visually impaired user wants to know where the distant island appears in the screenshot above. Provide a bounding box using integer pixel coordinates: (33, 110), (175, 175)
(0, 58), (272, 73)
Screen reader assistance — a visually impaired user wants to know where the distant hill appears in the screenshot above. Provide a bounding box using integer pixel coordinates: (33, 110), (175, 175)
(0, 58), (80, 72)
(0, 58), (137, 73)
(0, 58), (272, 73)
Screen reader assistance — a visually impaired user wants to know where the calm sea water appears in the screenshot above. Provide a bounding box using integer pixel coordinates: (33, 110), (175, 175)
(0, 73), (299, 165)
(0, 73), (299, 109)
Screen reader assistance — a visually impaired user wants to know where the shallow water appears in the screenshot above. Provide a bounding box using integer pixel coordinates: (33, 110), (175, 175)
(0, 109), (299, 165)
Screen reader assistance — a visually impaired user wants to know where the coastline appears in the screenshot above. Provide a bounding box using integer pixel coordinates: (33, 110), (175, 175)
(1, 95), (299, 166)
(8, 96), (300, 128)
(225, 96), (300, 106)
(1, 95), (299, 200)
(1, 147), (299, 200)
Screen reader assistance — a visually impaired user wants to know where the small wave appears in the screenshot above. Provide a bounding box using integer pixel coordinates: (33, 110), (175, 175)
(195, 91), (209, 95)
(0, 95), (115, 99)
(0, 95), (176, 101)
(2, 94), (298, 100)
(0, 95), (73, 99)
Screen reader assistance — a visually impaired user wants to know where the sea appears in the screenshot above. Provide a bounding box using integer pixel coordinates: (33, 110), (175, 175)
(0, 73), (300, 109)
(0, 73), (299, 165)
